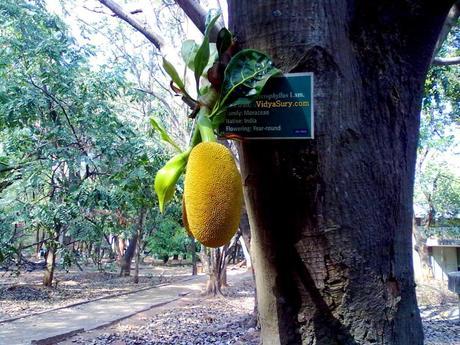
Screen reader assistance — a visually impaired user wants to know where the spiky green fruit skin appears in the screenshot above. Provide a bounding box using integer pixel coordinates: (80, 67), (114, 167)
(184, 142), (243, 248)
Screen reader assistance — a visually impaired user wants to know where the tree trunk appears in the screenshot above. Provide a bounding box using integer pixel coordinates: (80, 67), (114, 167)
(220, 246), (229, 287)
(35, 229), (41, 258)
(87, 241), (92, 262)
(119, 236), (138, 276)
(189, 235), (197, 275)
(133, 236), (141, 283)
(204, 247), (224, 295)
(229, 1), (453, 344)
(43, 240), (57, 287)
(412, 217), (433, 279)
(239, 236), (251, 268)
(133, 208), (146, 284)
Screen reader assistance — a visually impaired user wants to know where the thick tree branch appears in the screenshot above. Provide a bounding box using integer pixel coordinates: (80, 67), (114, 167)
(433, 56), (460, 66)
(174, 0), (223, 40)
(98, 0), (165, 51)
(432, 2), (460, 58)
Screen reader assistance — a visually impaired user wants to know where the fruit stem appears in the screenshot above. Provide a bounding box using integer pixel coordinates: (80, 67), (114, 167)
(196, 107), (216, 143)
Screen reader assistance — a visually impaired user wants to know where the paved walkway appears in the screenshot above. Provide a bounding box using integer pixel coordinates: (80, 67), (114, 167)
(0, 274), (208, 345)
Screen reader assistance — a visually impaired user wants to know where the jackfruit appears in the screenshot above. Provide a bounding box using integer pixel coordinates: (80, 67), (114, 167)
(184, 142), (243, 247)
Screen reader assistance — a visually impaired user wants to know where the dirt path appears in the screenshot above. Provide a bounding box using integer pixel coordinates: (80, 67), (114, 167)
(0, 265), (191, 322)
(59, 268), (258, 345)
(0, 273), (209, 345)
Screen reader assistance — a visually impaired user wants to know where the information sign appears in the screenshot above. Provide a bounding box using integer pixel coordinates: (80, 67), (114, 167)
(219, 72), (314, 139)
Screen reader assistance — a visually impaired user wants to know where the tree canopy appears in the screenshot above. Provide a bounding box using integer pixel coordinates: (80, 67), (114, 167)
(0, 0), (185, 271)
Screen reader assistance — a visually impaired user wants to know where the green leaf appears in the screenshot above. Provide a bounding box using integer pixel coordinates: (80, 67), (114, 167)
(194, 37), (210, 91)
(197, 110), (215, 142)
(216, 28), (232, 58)
(154, 150), (190, 213)
(181, 40), (199, 70)
(204, 12), (220, 36)
(210, 109), (226, 128)
(182, 41), (217, 75)
(219, 49), (281, 108)
(162, 57), (185, 91)
(150, 117), (181, 152)
(193, 14), (221, 94)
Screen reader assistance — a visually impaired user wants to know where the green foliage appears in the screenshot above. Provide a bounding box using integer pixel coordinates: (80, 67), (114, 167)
(156, 17), (279, 212)
(414, 159), (460, 221)
(0, 0), (170, 265)
(414, 20), (460, 238)
(193, 14), (221, 95)
(149, 117), (181, 152)
(216, 28), (232, 58)
(420, 226), (460, 239)
(162, 57), (186, 93)
(154, 150), (190, 213)
(218, 49), (281, 108)
(147, 218), (189, 260)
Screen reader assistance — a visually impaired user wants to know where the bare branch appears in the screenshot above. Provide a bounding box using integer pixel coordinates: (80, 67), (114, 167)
(432, 56), (460, 66)
(98, 0), (165, 51)
(135, 88), (176, 115)
(174, 0), (223, 40)
(112, 9), (143, 17)
(27, 78), (88, 157)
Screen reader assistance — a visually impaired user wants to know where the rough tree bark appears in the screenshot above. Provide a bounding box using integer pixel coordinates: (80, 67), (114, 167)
(199, 239), (237, 295)
(228, 1), (455, 344)
(119, 235), (138, 277)
(200, 246), (225, 295)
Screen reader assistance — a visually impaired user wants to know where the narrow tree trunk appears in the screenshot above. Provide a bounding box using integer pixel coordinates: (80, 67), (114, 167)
(413, 217), (433, 279)
(87, 241), (92, 262)
(17, 241), (23, 268)
(221, 245), (229, 287)
(43, 241), (57, 287)
(204, 248), (223, 295)
(35, 229), (41, 258)
(112, 235), (119, 259)
(133, 208), (146, 284)
(43, 225), (60, 287)
(133, 237), (141, 284)
(229, 1), (453, 344)
(117, 237), (125, 263)
(189, 235), (197, 275)
(239, 236), (251, 269)
(119, 236), (137, 277)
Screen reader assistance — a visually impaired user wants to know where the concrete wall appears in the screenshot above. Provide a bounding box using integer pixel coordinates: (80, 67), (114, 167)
(430, 247), (458, 281)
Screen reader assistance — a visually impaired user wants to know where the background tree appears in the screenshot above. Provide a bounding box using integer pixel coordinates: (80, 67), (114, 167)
(0, 0), (177, 284)
(413, 16), (459, 278)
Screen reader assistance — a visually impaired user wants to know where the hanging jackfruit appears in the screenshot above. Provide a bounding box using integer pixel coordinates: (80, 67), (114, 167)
(183, 142), (243, 247)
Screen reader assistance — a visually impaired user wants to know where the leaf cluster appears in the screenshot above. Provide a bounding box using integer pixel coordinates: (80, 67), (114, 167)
(155, 14), (280, 212)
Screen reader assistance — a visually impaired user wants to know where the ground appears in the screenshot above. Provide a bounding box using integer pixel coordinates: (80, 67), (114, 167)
(58, 271), (258, 345)
(0, 261), (459, 344)
(417, 279), (460, 345)
(0, 262), (190, 321)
